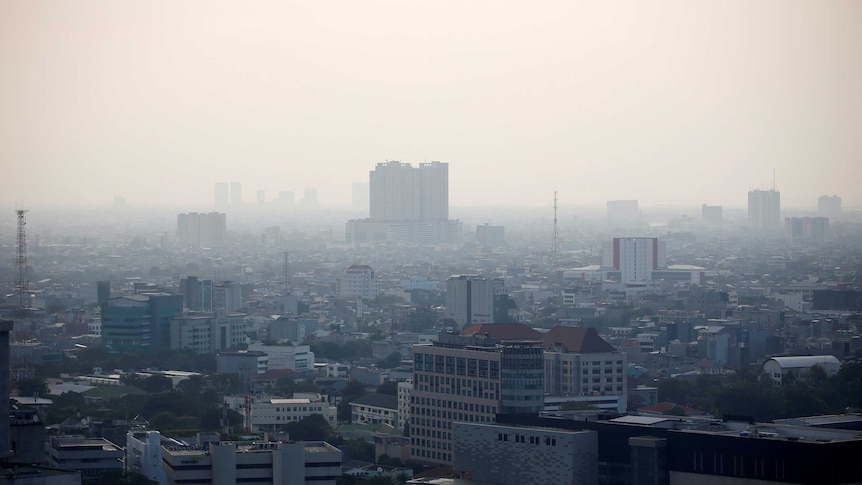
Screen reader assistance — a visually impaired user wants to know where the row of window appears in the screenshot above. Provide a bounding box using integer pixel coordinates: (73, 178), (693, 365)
(497, 433), (557, 446)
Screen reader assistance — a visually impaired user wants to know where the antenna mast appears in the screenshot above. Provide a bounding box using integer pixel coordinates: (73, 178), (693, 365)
(551, 191), (559, 259)
(15, 209), (29, 314)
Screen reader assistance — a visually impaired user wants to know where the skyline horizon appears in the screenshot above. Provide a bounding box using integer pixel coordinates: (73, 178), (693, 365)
(3, 1), (860, 210)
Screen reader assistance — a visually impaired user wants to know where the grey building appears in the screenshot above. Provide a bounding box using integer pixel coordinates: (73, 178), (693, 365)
(453, 422), (598, 485)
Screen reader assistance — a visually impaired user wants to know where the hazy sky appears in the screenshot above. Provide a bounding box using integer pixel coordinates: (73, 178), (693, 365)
(2, 1), (860, 210)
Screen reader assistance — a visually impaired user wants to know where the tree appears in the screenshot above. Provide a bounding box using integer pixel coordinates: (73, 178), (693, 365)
(376, 380), (398, 396)
(15, 377), (49, 399)
(285, 414), (336, 442)
(377, 352), (402, 369)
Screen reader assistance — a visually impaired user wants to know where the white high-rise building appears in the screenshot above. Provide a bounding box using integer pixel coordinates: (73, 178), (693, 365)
(748, 189), (781, 230)
(445, 275), (507, 328)
(369, 161), (448, 221)
(602, 237), (666, 283)
(337, 264), (379, 299)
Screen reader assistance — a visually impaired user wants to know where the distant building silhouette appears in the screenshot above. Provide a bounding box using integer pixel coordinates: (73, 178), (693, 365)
(606, 200), (639, 222)
(818, 194), (842, 220)
(215, 182), (229, 208)
(785, 217), (829, 242)
(177, 212), (226, 247)
(347, 160), (461, 244)
(476, 224), (505, 247)
(748, 189), (781, 230)
(230, 181), (242, 206)
(701, 204), (722, 223)
(602, 237), (666, 283)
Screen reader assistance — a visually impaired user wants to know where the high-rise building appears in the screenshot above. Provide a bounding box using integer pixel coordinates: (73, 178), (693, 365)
(369, 161), (448, 221)
(748, 189), (781, 230)
(180, 276), (213, 311)
(785, 217), (830, 242)
(277, 190), (295, 207)
(101, 294), (183, 352)
(409, 326), (544, 465)
(215, 182), (229, 208)
(445, 275), (509, 328)
(177, 212), (226, 247)
(818, 194), (842, 220)
(230, 181), (242, 206)
(337, 264), (379, 299)
(606, 200), (639, 222)
(701, 204), (722, 223)
(601, 237), (666, 283)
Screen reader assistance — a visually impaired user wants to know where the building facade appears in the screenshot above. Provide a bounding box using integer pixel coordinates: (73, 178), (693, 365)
(445, 275), (508, 328)
(170, 312), (246, 354)
(409, 330), (544, 465)
(101, 294), (183, 353)
(748, 189), (781, 230)
(162, 440), (341, 485)
(602, 238), (667, 283)
(223, 395), (337, 432)
(350, 393), (399, 427)
(176, 212), (226, 247)
(337, 265), (379, 300)
(246, 344), (315, 372)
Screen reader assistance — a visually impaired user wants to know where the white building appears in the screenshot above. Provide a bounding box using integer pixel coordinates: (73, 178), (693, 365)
(170, 312), (246, 354)
(445, 275), (507, 328)
(397, 379), (413, 433)
(542, 326), (628, 412)
(763, 355), (840, 386)
(337, 265), (379, 300)
(748, 189), (781, 230)
(47, 435), (124, 481)
(126, 429), (176, 485)
(247, 344), (314, 372)
(602, 238), (666, 283)
(162, 440), (341, 485)
(350, 393), (399, 427)
(224, 395), (338, 432)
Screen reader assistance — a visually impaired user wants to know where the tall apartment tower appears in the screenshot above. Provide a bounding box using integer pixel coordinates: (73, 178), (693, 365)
(410, 328), (544, 465)
(230, 181), (242, 207)
(177, 212), (227, 247)
(369, 161), (448, 221)
(215, 182), (229, 208)
(748, 189), (781, 230)
(818, 195), (842, 220)
(602, 238), (666, 283)
(445, 275), (508, 328)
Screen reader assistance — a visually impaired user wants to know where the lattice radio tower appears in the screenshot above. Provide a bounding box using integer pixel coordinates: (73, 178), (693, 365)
(15, 208), (29, 313)
(551, 191), (559, 259)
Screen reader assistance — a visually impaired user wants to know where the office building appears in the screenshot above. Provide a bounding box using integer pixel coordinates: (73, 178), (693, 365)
(601, 238), (666, 283)
(818, 194), (842, 219)
(176, 212), (226, 247)
(179, 276), (213, 312)
(347, 161), (460, 244)
(214, 182), (229, 208)
(607, 200), (639, 222)
(247, 344), (315, 372)
(409, 326), (544, 465)
(351, 393), (399, 427)
(230, 181), (242, 207)
(212, 281), (243, 313)
(476, 224), (505, 247)
(701, 204), (722, 223)
(223, 395), (337, 431)
(500, 412), (862, 485)
(445, 275), (509, 328)
(542, 326), (628, 412)
(170, 312), (246, 354)
(453, 422), (598, 485)
(47, 435), (124, 481)
(299, 187), (319, 210)
(216, 350), (268, 377)
(337, 264), (380, 300)
(101, 294), (183, 352)
(161, 438), (341, 485)
(785, 217), (829, 242)
(748, 189), (781, 230)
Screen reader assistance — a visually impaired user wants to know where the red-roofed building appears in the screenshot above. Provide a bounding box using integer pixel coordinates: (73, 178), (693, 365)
(337, 264), (379, 299)
(543, 326), (628, 412)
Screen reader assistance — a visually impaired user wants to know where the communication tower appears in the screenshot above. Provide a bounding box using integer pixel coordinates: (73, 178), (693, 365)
(551, 191), (559, 259)
(15, 209), (29, 312)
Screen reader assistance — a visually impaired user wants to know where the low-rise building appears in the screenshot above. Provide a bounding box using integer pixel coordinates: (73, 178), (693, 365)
(47, 435), (123, 482)
(162, 440), (341, 485)
(763, 355), (841, 386)
(223, 395), (337, 432)
(350, 393), (399, 427)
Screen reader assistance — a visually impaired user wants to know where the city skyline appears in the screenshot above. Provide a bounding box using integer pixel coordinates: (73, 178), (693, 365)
(2, 1), (861, 209)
